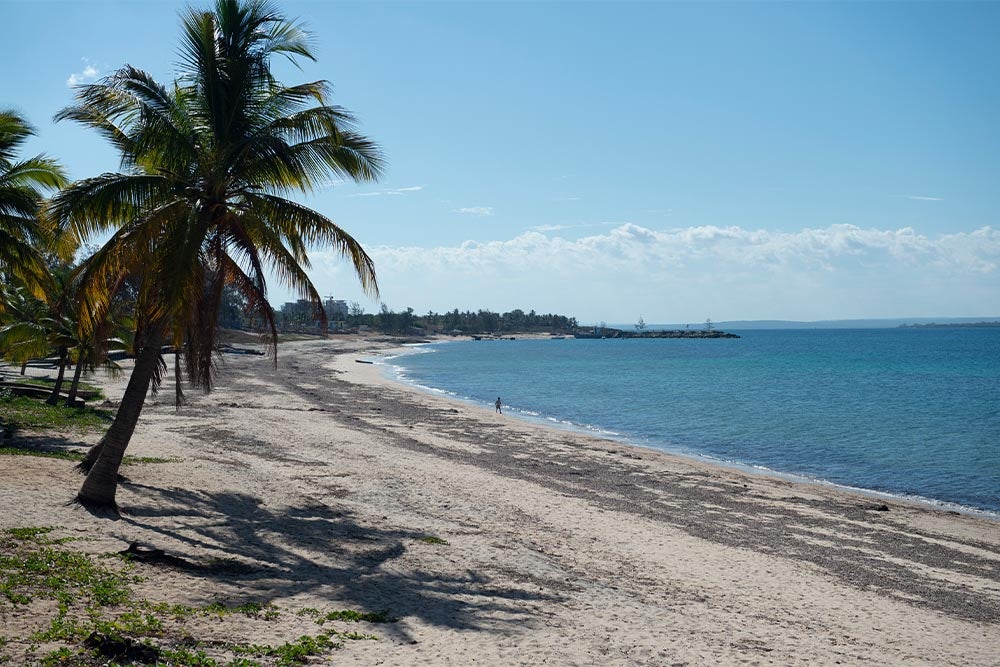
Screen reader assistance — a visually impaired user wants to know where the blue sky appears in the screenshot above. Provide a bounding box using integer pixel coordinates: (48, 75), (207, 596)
(4, 0), (999, 322)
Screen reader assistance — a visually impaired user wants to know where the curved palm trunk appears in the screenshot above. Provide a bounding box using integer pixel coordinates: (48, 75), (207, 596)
(65, 350), (86, 407)
(46, 346), (69, 405)
(76, 328), (163, 511)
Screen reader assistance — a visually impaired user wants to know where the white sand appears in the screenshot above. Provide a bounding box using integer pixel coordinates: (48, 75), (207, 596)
(2, 336), (998, 665)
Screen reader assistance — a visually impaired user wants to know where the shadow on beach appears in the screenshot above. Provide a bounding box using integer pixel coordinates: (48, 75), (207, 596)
(119, 482), (561, 640)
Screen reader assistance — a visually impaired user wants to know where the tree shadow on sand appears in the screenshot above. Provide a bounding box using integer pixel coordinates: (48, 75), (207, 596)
(119, 482), (560, 641)
(0, 431), (91, 458)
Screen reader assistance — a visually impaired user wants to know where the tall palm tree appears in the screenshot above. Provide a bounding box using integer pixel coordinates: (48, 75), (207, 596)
(0, 110), (69, 306)
(50, 0), (383, 511)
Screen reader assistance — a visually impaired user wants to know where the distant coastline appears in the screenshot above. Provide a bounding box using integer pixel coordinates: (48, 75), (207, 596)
(572, 328), (739, 339)
(898, 321), (1000, 329)
(603, 316), (1000, 330)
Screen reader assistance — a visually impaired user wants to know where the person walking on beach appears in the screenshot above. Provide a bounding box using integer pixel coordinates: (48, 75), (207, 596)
(495, 397), (502, 414)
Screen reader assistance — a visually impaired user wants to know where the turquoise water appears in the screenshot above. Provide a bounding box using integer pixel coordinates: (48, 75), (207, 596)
(384, 329), (1000, 515)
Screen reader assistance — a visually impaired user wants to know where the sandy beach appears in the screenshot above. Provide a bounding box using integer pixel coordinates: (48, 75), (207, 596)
(2, 335), (998, 665)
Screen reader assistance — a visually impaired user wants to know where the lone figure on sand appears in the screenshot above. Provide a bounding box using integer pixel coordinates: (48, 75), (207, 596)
(495, 397), (502, 414)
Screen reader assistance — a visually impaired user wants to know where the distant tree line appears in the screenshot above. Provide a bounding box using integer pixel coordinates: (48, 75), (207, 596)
(220, 294), (580, 335)
(387, 307), (578, 335)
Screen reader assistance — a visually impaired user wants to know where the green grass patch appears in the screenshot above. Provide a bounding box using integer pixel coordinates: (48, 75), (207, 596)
(0, 528), (391, 665)
(317, 608), (396, 624)
(0, 395), (113, 433)
(418, 535), (450, 545)
(0, 446), (84, 461)
(30, 614), (89, 643)
(92, 609), (165, 638)
(0, 445), (177, 466)
(4, 527), (54, 540)
(123, 455), (179, 464)
(0, 527), (134, 608)
(38, 646), (81, 666)
(295, 607), (320, 617)
(157, 647), (221, 666)
(234, 633), (343, 666)
(13, 377), (105, 399)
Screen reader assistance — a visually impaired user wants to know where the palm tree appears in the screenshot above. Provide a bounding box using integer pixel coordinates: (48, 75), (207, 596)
(1, 259), (132, 407)
(0, 269), (77, 404)
(0, 111), (69, 306)
(50, 0), (383, 511)
(63, 278), (134, 407)
(0, 284), (47, 375)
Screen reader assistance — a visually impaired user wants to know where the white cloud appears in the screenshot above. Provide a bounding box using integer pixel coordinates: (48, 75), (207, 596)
(348, 185), (423, 197)
(66, 60), (99, 87)
(301, 223), (1000, 321)
(891, 194), (944, 202)
(457, 206), (495, 216)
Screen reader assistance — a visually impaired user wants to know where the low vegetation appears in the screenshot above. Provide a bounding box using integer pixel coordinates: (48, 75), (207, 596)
(4, 376), (104, 398)
(0, 446), (175, 466)
(296, 607), (395, 625)
(0, 393), (112, 433)
(0, 527), (395, 665)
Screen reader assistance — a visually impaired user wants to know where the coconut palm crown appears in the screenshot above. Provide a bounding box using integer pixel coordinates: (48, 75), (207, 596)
(49, 0), (383, 509)
(0, 110), (69, 305)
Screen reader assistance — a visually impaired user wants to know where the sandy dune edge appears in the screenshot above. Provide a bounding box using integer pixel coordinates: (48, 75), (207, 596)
(1, 336), (998, 665)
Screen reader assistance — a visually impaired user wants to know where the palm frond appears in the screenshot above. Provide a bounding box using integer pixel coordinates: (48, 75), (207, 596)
(49, 173), (178, 241)
(244, 193), (378, 298)
(218, 251), (278, 360)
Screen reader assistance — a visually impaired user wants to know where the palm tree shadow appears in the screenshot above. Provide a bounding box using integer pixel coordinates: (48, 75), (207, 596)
(119, 482), (560, 638)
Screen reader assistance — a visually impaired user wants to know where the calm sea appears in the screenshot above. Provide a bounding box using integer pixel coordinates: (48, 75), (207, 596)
(382, 329), (1000, 516)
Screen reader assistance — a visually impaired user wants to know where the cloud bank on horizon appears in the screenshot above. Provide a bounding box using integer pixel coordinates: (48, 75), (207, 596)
(304, 223), (1000, 323)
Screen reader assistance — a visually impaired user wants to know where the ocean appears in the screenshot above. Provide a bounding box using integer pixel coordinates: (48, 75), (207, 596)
(381, 329), (1000, 516)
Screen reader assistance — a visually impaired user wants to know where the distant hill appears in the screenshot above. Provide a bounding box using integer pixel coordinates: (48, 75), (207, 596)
(604, 317), (1000, 331)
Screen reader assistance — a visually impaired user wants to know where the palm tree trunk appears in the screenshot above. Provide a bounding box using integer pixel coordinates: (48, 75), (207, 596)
(174, 348), (184, 408)
(46, 346), (68, 405)
(65, 351), (86, 407)
(76, 328), (163, 511)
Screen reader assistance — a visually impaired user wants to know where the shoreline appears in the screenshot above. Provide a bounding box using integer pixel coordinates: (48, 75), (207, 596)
(365, 339), (1000, 522)
(2, 335), (998, 664)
